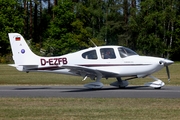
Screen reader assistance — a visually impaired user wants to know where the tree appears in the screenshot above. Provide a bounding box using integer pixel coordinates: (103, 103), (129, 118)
(75, 0), (126, 45)
(44, 0), (89, 56)
(170, 0), (180, 60)
(137, 0), (167, 56)
(0, 0), (24, 56)
(1, 0), (180, 62)
(136, 0), (180, 58)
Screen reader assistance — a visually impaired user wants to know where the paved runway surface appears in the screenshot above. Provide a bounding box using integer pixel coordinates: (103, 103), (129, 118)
(0, 85), (179, 98)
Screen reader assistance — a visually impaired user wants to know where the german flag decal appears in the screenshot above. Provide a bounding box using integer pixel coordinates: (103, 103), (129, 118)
(15, 37), (21, 41)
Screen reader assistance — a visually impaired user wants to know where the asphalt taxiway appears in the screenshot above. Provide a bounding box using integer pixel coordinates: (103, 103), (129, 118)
(0, 85), (179, 98)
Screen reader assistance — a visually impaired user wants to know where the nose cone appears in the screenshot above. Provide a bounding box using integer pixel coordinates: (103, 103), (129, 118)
(159, 59), (174, 66)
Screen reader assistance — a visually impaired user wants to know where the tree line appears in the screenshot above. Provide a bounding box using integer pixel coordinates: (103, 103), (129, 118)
(0, 0), (180, 63)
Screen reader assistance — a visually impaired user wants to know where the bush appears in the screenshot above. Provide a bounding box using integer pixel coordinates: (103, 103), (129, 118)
(0, 54), (13, 64)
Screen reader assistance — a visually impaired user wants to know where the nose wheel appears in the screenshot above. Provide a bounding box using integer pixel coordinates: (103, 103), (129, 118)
(144, 75), (165, 89)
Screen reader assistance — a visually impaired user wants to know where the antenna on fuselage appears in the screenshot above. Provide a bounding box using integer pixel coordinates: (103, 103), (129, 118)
(88, 38), (97, 47)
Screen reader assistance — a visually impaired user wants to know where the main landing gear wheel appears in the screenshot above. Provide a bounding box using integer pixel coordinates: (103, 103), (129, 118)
(84, 82), (103, 89)
(84, 75), (103, 89)
(154, 87), (161, 89)
(110, 77), (128, 88)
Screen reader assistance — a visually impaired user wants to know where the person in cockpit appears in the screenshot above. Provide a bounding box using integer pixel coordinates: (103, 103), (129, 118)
(104, 50), (112, 59)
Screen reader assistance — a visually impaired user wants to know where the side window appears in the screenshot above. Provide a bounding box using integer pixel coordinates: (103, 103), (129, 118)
(118, 47), (138, 58)
(118, 48), (127, 58)
(100, 48), (116, 59)
(82, 50), (97, 59)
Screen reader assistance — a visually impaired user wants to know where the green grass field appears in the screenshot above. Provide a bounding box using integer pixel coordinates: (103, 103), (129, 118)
(0, 98), (180, 120)
(0, 64), (180, 120)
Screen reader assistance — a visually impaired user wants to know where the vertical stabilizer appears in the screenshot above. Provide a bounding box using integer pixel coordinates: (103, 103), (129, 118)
(8, 33), (39, 67)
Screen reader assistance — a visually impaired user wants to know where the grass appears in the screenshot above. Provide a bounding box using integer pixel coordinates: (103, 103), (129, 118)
(0, 64), (180, 120)
(0, 98), (180, 120)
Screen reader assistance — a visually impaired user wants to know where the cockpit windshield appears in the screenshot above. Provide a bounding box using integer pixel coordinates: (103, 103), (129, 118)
(118, 47), (138, 58)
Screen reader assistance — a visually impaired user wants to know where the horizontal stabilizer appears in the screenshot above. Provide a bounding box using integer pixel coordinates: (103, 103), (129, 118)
(8, 64), (16, 67)
(8, 64), (38, 67)
(8, 64), (38, 71)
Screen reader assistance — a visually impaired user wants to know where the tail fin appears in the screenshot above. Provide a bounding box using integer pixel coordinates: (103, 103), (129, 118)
(8, 33), (39, 71)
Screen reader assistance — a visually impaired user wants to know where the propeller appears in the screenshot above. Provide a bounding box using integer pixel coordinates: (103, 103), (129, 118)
(166, 66), (170, 82)
(159, 59), (174, 82)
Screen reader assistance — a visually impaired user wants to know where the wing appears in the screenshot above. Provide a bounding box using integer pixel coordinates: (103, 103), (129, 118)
(62, 65), (120, 78)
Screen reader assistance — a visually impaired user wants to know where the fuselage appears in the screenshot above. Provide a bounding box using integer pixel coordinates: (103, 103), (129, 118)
(29, 45), (173, 78)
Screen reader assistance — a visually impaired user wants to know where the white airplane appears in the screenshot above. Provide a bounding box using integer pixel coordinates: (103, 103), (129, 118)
(8, 33), (174, 89)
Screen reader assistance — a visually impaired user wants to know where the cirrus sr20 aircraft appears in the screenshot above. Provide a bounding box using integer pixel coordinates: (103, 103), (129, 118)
(8, 33), (174, 89)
